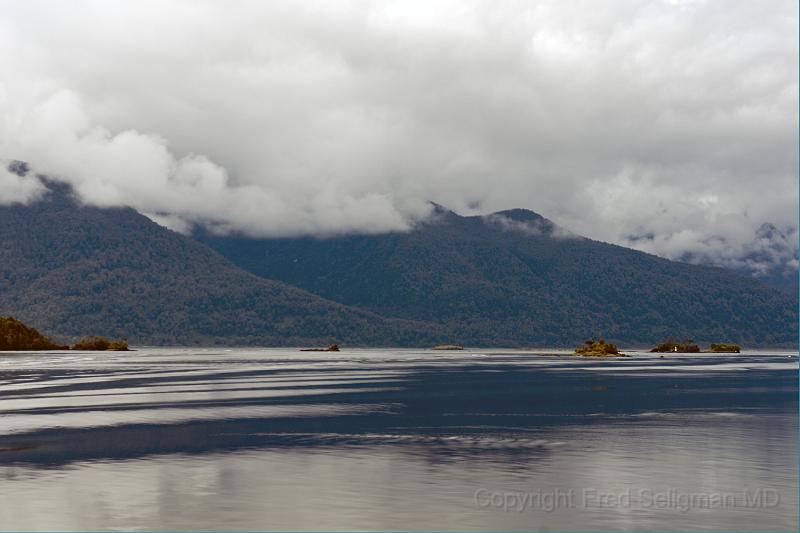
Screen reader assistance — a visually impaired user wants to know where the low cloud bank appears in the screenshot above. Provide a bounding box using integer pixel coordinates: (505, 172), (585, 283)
(0, 0), (796, 278)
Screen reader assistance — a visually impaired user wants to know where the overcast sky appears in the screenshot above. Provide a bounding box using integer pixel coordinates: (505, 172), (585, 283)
(0, 0), (797, 277)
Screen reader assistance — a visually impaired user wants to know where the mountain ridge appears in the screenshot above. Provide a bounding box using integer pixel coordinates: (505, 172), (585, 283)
(0, 181), (444, 346)
(197, 205), (797, 347)
(1, 172), (795, 347)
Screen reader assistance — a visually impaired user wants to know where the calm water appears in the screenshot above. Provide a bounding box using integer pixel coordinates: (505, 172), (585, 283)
(0, 348), (796, 531)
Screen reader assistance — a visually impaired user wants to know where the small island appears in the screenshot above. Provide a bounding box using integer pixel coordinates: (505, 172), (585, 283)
(433, 344), (464, 350)
(651, 339), (742, 353)
(72, 336), (129, 351)
(0, 316), (68, 350)
(650, 339), (700, 353)
(1, 316), (129, 351)
(300, 344), (340, 352)
(574, 338), (624, 357)
(709, 343), (741, 353)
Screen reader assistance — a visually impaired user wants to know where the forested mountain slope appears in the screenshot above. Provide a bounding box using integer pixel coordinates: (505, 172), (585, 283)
(0, 183), (442, 346)
(198, 206), (798, 346)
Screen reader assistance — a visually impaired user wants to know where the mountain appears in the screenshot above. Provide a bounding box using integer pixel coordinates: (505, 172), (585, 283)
(197, 206), (798, 347)
(730, 265), (798, 296)
(0, 181), (442, 346)
(733, 223), (798, 295)
(672, 222), (799, 295)
(2, 163), (795, 348)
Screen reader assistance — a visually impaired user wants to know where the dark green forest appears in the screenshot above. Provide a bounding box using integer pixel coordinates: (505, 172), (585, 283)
(0, 184), (443, 346)
(197, 206), (798, 347)
(1, 181), (796, 347)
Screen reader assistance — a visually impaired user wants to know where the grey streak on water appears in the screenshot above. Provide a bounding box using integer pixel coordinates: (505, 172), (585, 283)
(0, 348), (796, 531)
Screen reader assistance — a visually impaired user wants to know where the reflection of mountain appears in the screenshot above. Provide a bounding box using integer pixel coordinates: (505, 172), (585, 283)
(0, 351), (795, 466)
(198, 205), (798, 346)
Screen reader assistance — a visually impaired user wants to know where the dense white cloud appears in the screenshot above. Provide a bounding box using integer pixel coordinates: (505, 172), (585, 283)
(0, 0), (796, 275)
(0, 164), (45, 205)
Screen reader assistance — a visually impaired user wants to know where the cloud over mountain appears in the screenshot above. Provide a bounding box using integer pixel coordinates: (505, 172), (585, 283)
(0, 0), (796, 276)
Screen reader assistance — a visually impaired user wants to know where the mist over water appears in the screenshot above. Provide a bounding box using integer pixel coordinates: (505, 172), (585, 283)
(0, 348), (796, 531)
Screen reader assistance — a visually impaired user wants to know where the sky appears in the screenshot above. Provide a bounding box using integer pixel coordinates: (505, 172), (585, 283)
(0, 0), (797, 279)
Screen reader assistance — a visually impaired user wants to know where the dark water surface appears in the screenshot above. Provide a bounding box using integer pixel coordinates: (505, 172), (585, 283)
(0, 348), (796, 531)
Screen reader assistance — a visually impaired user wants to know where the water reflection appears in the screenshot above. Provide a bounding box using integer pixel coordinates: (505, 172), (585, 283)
(0, 348), (796, 530)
